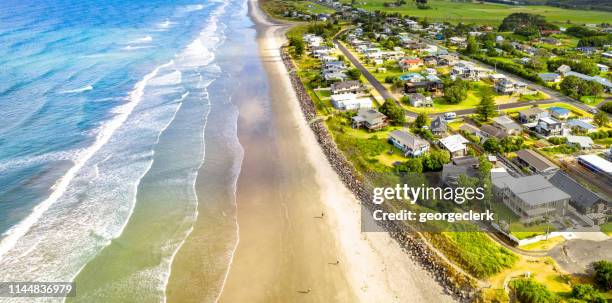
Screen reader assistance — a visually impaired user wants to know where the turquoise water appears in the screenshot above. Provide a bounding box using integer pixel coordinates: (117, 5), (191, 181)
(0, 0), (246, 300)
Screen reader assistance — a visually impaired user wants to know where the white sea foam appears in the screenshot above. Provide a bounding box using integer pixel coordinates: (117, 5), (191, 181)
(148, 70), (182, 86)
(0, 60), (173, 261)
(182, 4), (205, 12)
(132, 35), (153, 43)
(58, 84), (93, 94)
(123, 45), (155, 51)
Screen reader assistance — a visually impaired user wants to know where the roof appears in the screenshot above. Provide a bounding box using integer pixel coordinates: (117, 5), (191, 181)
(439, 134), (469, 153)
(538, 73), (560, 81)
(519, 107), (547, 116)
(539, 117), (560, 125)
(430, 116), (447, 132)
(480, 124), (506, 138)
(577, 155), (612, 174)
(492, 172), (570, 206)
(492, 116), (521, 130)
(331, 80), (360, 90)
(515, 149), (558, 173)
(547, 171), (609, 209)
(408, 93), (426, 101)
(353, 109), (386, 124)
(567, 119), (595, 130)
(460, 123), (481, 134)
(389, 130), (428, 149)
(548, 106), (570, 114)
(566, 135), (593, 147)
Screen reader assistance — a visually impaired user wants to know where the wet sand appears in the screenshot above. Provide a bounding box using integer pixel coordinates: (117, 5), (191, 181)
(217, 1), (457, 302)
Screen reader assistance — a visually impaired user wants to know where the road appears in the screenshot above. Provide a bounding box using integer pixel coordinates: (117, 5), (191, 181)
(333, 28), (608, 119)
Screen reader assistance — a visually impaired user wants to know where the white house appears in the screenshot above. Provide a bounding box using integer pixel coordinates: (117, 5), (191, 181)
(330, 94), (373, 110)
(439, 134), (469, 158)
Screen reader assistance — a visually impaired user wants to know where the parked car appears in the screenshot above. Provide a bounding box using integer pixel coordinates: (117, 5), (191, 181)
(443, 112), (456, 120)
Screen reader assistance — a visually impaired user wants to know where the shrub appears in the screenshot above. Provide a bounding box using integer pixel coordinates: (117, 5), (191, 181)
(510, 279), (558, 303)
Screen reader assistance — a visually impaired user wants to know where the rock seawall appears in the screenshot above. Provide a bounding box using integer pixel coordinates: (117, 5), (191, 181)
(280, 48), (478, 302)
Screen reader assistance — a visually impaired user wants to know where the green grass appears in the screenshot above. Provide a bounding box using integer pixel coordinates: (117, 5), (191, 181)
(510, 222), (557, 240)
(292, 1), (335, 14)
(580, 95), (604, 106)
(429, 232), (518, 278)
(601, 222), (612, 236)
(342, 0), (612, 25)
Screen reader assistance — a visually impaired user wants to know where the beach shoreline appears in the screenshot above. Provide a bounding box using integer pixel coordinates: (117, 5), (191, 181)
(224, 0), (466, 302)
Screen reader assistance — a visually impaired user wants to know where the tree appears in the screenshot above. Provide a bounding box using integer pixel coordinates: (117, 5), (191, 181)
(288, 36), (304, 57)
(465, 35), (480, 54)
(560, 76), (584, 99)
(571, 284), (607, 303)
(346, 68), (361, 81)
(379, 99), (406, 125)
(395, 158), (423, 173)
(444, 79), (468, 104)
(601, 102), (612, 114)
(594, 111), (609, 128)
(476, 91), (497, 122)
(593, 260), (612, 290)
(483, 138), (500, 153)
(510, 279), (559, 303)
(414, 112), (430, 129)
(422, 150), (451, 171)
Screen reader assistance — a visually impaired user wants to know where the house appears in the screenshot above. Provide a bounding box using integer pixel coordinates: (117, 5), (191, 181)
(495, 78), (528, 95)
(566, 135), (594, 149)
(330, 94), (373, 110)
(514, 149), (558, 174)
(442, 156), (480, 187)
(490, 73), (506, 83)
(430, 116), (448, 135)
(548, 107), (570, 120)
(423, 56), (438, 66)
(352, 109), (388, 130)
(437, 54), (459, 66)
(538, 73), (561, 83)
(481, 124), (507, 139)
(492, 116), (522, 135)
(518, 107), (549, 123)
(546, 171), (609, 216)
(323, 61), (346, 72)
(398, 57), (422, 70)
(577, 155), (612, 181)
(404, 80), (444, 94)
(388, 130), (430, 157)
(567, 119), (596, 133)
(449, 36), (467, 47)
(541, 37), (560, 45)
(439, 134), (469, 158)
(323, 71), (348, 81)
(596, 64), (609, 73)
(331, 80), (362, 95)
(557, 64), (571, 74)
(459, 123), (484, 142)
(407, 93), (433, 107)
(536, 117), (564, 136)
(576, 46), (597, 54)
(399, 72), (425, 83)
(492, 168), (569, 221)
(451, 61), (489, 81)
(365, 48), (382, 59)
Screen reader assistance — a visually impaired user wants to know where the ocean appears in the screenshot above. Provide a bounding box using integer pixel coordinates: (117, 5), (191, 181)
(0, 0), (249, 301)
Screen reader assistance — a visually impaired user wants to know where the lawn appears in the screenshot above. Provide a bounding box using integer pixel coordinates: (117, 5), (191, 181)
(601, 222), (612, 237)
(510, 222), (557, 240)
(519, 236), (565, 251)
(292, 1), (335, 14)
(342, 0), (612, 25)
(489, 256), (572, 294)
(580, 95), (604, 106)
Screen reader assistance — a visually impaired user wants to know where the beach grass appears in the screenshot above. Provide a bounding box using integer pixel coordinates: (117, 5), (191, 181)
(518, 236), (565, 251)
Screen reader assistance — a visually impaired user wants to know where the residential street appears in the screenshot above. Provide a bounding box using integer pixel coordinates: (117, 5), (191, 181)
(332, 29), (603, 119)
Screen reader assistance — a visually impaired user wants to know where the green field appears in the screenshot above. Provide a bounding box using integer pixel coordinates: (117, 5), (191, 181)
(343, 0), (612, 25)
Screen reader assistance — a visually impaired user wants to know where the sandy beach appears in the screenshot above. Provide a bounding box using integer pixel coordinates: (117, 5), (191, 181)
(216, 1), (457, 302)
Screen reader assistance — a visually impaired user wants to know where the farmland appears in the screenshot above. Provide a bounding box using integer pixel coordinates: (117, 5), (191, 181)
(342, 0), (612, 25)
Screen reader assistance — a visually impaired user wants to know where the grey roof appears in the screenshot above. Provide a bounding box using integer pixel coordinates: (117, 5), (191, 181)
(515, 149), (558, 173)
(331, 80), (361, 91)
(519, 107), (547, 117)
(352, 109), (386, 124)
(480, 124), (506, 138)
(547, 171), (610, 209)
(430, 116), (447, 132)
(460, 123), (481, 134)
(566, 135), (593, 148)
(492, 172), (570, 206)
(389, 130), (428, 149)
(492, 116), (521, 130)
(538, 73), (561, 81)
(567, 119), (596, 130)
